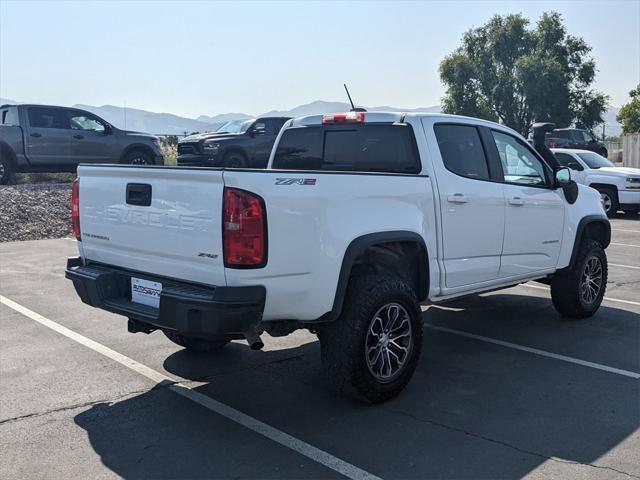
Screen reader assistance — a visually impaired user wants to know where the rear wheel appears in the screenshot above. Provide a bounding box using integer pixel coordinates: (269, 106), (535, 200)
(0, 152), (13, 185)
(596, 187), (619, 217)
(317, 275), (423, 403)
(550, 239), (607, 319)
(598, 147), (608, 158)
(163, 331), (231, 352)
(124, 150), (154, 165)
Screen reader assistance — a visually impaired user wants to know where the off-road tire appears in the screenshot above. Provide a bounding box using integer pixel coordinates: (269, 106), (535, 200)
(163, 331), (231, 352)
(123, 150), (154, 165)
(0, 153), (13, 185)
(597, 186), (619, 217)
(550, 239), (607, 319)
(317, 275), (423, 403)
(223, 151), (248, 168)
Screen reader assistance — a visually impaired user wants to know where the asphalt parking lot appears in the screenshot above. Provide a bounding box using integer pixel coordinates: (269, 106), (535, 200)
(1, 216), (638, 480)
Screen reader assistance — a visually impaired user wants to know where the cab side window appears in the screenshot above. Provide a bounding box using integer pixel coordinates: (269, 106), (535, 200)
(434, 124), (490, 180)
(491, 131), (548, 186)
(28, 107), (70, 129)
(554, 152), (583, 171)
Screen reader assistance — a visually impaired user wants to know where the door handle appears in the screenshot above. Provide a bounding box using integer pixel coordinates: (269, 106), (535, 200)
(447, 193), (468, 204)
(30, 132), (42, 138)
(73, 134), (84, 140)
(509, 196), (525, 206)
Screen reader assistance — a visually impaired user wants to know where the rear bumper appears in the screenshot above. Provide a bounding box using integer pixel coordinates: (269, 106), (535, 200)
(65, 257), (265, 337)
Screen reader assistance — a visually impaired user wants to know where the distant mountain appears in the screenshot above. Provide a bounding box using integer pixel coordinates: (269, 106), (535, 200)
(75, 104), (221, 135)
(259, 100), (441, 118)
(196, 112), (252, 124)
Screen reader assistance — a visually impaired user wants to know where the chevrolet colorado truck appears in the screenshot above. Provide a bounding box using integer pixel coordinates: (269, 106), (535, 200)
(66, 112), (610, 403)
(0, 104), (163, 184)
(553, 148), (640, 216)
(177, 117), (291, 168)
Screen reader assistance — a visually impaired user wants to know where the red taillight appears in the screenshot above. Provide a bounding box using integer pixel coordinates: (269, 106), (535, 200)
(223, 188), (266, 267)
(322, 111), (365, 125)
(549, 141), (556, 148)
(71, 179), (81, 240)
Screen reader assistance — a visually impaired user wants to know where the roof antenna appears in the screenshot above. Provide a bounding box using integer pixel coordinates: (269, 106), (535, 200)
(343, 84), (367, 112)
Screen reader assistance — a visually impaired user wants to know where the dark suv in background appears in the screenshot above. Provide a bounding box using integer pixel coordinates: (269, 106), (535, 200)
(177, 116), (291, 168)
(542, 128), (608, 158)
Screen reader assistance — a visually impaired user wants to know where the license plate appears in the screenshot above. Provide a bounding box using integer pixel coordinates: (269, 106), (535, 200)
(131, 277), (162, 308)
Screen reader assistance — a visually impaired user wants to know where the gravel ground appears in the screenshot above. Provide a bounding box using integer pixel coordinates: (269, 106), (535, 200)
(0, 183), (72, 242)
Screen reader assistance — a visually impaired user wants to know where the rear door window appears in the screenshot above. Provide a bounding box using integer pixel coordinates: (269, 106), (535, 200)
(28, 107), (70, 129)
(433, 124), (490, 180)
(273, 124), (420, 173)
(1, 107), (19, 126)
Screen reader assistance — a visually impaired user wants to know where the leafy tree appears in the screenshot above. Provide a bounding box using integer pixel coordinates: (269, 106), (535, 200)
(440, 12), (608, 136)
(617, 84), (640, 133)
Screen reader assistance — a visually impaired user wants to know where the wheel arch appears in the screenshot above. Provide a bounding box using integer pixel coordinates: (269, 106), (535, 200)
(320, 231), (429, 323)
(567, 215), (611, 269)
(589, 182), (620, 196)
(120, 144), (157, 163)
(0, 141), (18, 167)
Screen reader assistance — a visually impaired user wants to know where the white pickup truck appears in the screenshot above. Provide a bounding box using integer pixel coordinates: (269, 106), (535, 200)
(66, 112), (610, 403)
(551, 148), (640, 217)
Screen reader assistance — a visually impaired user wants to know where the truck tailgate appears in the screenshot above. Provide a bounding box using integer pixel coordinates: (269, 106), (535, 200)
(77, 165), (226, 287)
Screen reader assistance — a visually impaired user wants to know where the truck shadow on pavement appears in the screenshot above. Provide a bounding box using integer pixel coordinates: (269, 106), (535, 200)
(74, 293), (639, 479)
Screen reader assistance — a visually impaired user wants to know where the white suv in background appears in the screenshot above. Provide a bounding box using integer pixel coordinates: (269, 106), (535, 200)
(552, 148), (640, 216)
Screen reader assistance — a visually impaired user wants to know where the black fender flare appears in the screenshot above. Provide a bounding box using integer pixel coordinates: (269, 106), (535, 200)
(318, 231), (429, 323)
(566, 215), (611, 269)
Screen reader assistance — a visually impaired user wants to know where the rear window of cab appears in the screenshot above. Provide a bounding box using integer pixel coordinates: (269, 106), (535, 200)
(272, 124), (421, 174)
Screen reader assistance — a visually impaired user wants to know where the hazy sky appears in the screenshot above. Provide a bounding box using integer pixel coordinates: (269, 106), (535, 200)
(1, 0), (638, 118)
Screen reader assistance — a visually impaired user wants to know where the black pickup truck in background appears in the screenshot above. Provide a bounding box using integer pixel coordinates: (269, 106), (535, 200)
(177, 116), (291, 168)
(541, 128), (608, 158)
(0, 104), (164, 184)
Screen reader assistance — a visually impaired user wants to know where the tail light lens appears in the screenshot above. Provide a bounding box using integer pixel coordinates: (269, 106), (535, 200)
(223, 188), (266, 267)
(71, 179), (81, 240)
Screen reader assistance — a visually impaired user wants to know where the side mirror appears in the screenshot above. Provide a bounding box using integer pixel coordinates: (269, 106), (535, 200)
(103, 124), (112, 135)
(568, 161), (584, 171)
(554, 167), (572, 187)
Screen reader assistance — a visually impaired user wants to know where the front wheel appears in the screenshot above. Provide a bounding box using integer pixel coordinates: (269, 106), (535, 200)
(550, 239), (607, 319)
(163, 331), (231, 352)
(597, 187), (619, 217)
(317, 275), (423, 403)
(124, 150), (154, 165)
(223, 152), (247, 168)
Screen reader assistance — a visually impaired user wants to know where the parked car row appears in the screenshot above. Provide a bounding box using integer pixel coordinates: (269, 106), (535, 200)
(0, 104), (164, 184)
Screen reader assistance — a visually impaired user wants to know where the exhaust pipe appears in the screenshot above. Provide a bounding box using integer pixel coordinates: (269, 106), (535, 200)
(244, 329), (264, 350)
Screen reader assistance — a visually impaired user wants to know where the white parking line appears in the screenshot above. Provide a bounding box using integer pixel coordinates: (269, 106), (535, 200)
(425, 324), (640, 379)
(521, 283), (640, 307)
(612, 228), (640, 233)
(610, 242), (640, 248)
(610, 263), (640, 271)
(0, 295), (381, 480)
